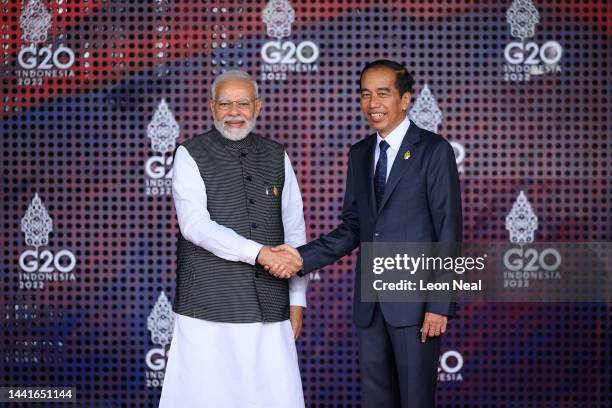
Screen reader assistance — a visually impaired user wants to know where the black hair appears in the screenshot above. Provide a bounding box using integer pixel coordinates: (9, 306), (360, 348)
(359, 59), (415, 96)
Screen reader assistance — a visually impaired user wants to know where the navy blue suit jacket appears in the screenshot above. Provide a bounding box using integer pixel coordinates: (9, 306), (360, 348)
(298, 121), (462, 327)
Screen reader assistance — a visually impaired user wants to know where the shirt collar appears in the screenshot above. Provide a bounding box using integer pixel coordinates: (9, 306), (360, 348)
(376, 116), (410, 152)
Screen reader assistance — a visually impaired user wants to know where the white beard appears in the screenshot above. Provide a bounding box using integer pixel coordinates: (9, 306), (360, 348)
(214, 117), (256, 141)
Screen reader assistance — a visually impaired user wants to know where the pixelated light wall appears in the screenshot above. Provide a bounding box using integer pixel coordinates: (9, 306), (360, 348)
(1, 1), (611, 406)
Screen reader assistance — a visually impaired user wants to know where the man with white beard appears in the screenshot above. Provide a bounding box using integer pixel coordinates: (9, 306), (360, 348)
(159, 70), (308, 408)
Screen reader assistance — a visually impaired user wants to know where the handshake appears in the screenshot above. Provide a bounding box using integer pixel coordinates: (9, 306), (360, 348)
(256, 244), (303, 279)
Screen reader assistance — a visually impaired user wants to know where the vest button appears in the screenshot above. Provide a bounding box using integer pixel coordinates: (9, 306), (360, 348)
(252, 223), (258, 228)
(249, 199), (255, 204)
(374, 232), (380, 237)
(255, 271), (259, 278)
(246, 175), (253, 181)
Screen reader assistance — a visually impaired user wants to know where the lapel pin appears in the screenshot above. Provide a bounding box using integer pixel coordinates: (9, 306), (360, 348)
(403, 150), (411, 160)
(272, 185), (279, 197)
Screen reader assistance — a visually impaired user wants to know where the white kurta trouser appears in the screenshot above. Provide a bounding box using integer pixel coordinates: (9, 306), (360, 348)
(159, 313), (305, 408)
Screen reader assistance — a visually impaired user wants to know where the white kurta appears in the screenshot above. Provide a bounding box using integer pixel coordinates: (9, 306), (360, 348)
(159, 145), (308, 408)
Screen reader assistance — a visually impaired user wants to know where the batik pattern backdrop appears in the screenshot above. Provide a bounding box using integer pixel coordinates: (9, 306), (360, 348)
(1, 1), (610, 407)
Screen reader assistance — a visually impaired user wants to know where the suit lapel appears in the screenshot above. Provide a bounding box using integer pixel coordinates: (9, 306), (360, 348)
(377, 121), (422, 216)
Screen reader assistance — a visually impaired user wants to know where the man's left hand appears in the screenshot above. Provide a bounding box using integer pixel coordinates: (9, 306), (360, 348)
(289, 306), (303, 341)
(420, 312), (448, 343)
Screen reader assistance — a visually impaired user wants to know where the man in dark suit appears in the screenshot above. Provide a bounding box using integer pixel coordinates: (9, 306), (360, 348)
(269, 60), (462, 407)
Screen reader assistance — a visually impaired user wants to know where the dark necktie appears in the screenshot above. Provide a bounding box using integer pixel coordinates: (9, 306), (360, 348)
(374, 140), (390, 210)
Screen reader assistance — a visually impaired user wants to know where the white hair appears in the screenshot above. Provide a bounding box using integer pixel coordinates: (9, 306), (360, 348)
(211, 70), (259, 100)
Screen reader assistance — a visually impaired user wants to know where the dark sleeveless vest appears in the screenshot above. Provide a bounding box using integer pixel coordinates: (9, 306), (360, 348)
(173, 129), (288, 323)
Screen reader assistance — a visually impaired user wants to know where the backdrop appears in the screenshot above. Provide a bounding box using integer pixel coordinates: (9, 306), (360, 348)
(1, 0), (610, 406)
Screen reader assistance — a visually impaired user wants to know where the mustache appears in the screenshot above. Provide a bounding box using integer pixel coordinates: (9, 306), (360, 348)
(223, 116), (247, 124)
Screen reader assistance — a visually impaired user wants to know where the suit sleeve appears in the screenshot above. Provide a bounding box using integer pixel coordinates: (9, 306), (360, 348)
(425, 141), (462, 317)
(297, 150), (361, 274)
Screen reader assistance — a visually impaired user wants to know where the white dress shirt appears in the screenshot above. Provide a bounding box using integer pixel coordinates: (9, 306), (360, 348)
(374, 115), (411, 181)
(171, 144), (309, 307)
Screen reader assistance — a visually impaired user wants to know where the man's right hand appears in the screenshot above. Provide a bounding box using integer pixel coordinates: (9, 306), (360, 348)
(256, 245), (303, 279)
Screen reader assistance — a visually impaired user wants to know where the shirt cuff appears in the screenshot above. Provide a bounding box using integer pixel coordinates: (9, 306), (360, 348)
(242, 241), (264, 266)
(289, 290), (307, 308)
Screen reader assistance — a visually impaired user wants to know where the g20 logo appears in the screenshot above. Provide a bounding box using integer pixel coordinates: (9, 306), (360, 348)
(145, 347), (168, 388)
(19, 249), (77, 273)
(146, 347), (168, 371)
(145, 156), (173, 179)
(504, 41), (563, 66)
(261, 40), (319, 64)
(438, 350), (464, 374)
(18, 45), (76, 70)
(503, 247), (562, 272)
